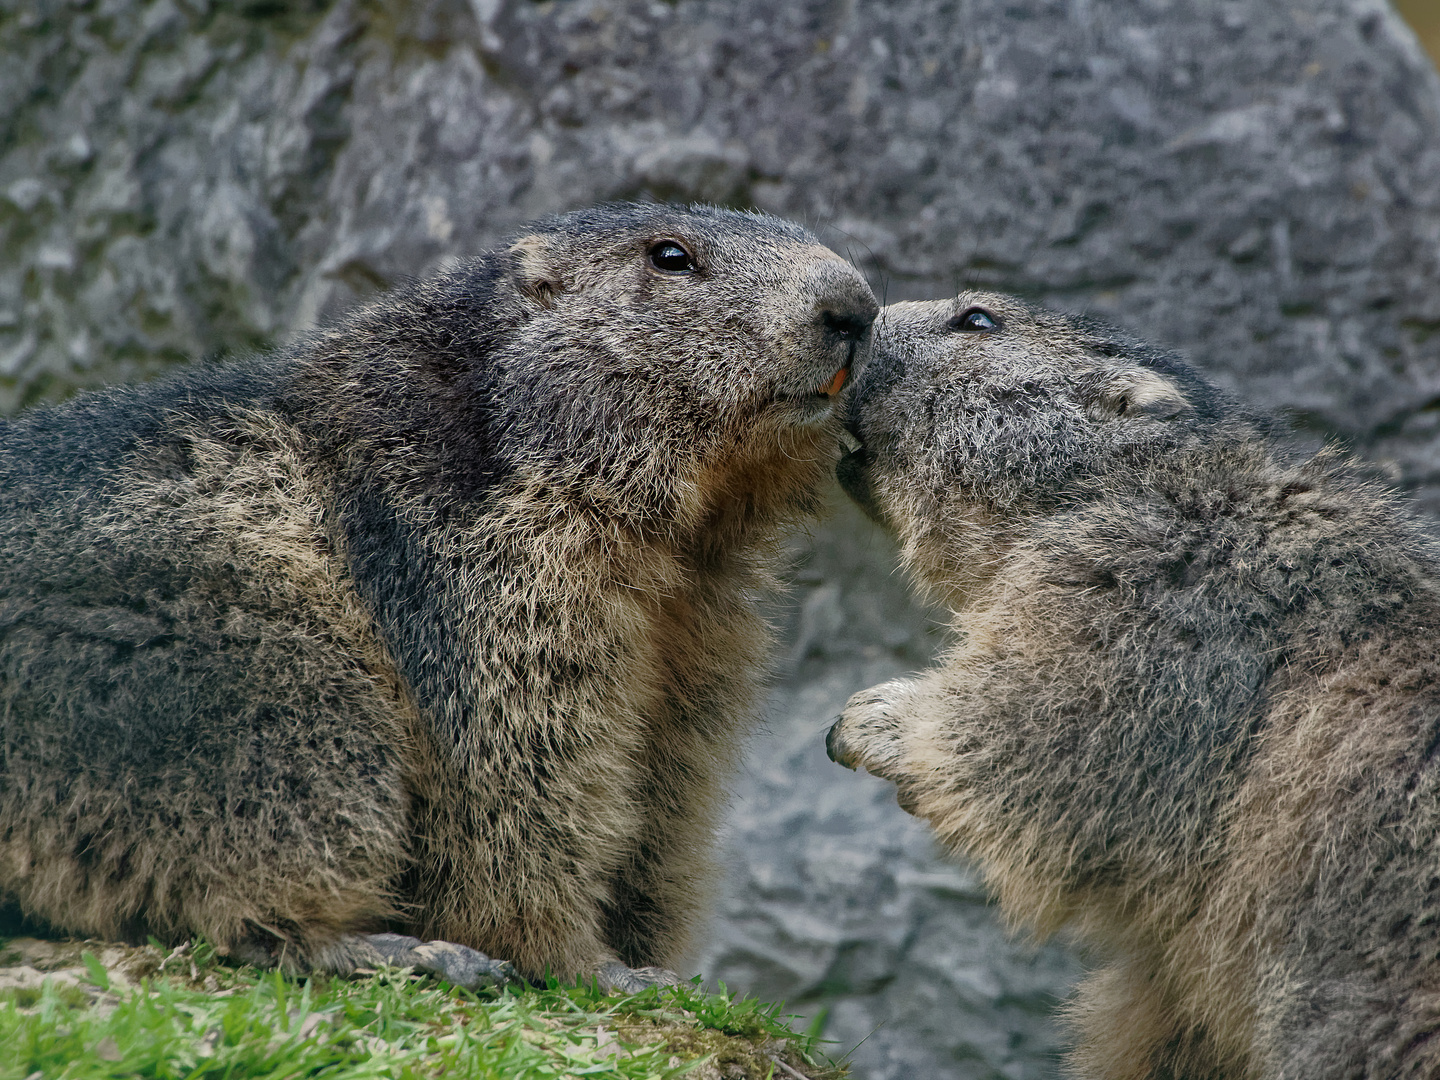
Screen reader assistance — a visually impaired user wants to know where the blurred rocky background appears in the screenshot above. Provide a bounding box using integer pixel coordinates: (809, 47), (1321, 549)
(4, 1), (1440, 1076)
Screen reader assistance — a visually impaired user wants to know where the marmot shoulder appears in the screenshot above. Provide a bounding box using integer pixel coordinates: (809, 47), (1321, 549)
(0, 202), (877, 991)
(830, 290), (1440, 1079)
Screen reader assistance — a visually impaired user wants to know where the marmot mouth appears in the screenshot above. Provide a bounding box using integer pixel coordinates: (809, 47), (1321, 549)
(772, 362), (855, 419)
(817, 366), (850, 398)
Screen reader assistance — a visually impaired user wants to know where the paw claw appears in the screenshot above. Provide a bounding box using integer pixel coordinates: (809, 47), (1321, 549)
(411, 941), (517, 989)
(596, 960), (682, 995)
(826, 716), (857, 769)
(361, 933), (517, 989)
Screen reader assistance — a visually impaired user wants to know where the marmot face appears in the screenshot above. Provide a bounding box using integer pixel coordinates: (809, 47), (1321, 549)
(481, 204), (878, 537)
(838, 290), (1229, 603)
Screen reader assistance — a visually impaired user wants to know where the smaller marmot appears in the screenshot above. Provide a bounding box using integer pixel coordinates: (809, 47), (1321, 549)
(828, 292), (1440, 1079)
(0, 203), (877, 993)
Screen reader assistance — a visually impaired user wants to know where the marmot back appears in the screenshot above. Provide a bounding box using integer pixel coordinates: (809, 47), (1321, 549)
(0, 202), (877, 991)
(829, 291), (1440, 1079)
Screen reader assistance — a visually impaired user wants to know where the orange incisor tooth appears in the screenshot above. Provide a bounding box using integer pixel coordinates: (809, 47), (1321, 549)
(823, 367), (849, 396)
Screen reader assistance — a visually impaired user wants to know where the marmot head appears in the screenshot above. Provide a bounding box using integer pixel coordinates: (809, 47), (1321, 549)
(330, 203), (877, 550)
(838, 291), (1235, 603)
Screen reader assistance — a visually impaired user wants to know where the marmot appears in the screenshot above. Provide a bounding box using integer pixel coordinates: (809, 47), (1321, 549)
(0, 202), (877, 992)
(827, 291), (1440, 1079)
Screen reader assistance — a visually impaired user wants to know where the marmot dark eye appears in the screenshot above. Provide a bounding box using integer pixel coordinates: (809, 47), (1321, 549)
(949, 307), (999, 332)
(648, 241), (696, 274)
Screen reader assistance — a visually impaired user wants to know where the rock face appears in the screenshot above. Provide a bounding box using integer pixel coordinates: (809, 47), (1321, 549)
(4, 0), (1440, 1076)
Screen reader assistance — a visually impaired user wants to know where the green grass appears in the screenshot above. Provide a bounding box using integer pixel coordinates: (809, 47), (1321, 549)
(0, 938), (846, 1080)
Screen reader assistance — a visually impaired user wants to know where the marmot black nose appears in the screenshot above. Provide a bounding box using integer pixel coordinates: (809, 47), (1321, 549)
(805, 259), (879, 337)
(824, 309), (875, 342)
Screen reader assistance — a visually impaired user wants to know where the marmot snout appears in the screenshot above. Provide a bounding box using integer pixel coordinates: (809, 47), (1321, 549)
(831, 290), (1440, 1079)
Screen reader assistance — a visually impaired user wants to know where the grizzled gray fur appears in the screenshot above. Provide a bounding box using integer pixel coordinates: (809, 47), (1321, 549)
(830, 292), (1440, 1079)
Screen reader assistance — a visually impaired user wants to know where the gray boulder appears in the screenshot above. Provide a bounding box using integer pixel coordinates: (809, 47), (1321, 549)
(4, 1), (1439, 1076)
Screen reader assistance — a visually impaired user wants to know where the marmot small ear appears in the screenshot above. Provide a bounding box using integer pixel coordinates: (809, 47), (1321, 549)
(509, 235), (564, 310)
(1085, 368), (1191, 422)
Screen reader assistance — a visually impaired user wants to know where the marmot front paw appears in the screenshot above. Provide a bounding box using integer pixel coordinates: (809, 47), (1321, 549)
(595, 960), (683, 995)
(827, 677), (919, 781)
(362, 933), (518, 989)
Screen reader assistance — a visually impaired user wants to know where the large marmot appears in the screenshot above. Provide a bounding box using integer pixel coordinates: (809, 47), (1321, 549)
(0, 202), (877, 992)
(828, 291), (1440, 1078)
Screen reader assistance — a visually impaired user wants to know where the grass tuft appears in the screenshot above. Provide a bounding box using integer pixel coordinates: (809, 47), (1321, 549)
(0, 937), (847, 1080)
